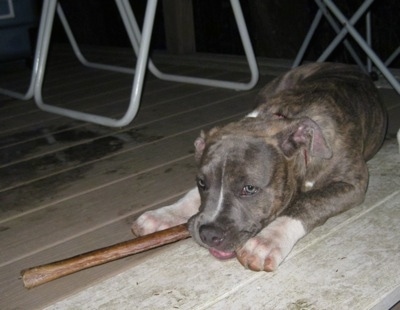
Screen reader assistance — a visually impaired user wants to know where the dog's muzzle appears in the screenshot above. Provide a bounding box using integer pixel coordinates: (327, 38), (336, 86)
(198, 224), (236, 260)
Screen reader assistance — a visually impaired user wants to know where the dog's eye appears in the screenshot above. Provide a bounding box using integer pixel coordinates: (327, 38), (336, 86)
(197, 177), (207, 190)
(240, 185), (259, 197)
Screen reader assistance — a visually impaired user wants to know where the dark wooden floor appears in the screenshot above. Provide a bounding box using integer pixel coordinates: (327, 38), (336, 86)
(0, 46), (399, 309)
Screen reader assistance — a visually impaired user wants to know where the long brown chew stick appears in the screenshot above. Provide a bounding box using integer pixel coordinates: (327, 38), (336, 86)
(21, 224), (190, 289)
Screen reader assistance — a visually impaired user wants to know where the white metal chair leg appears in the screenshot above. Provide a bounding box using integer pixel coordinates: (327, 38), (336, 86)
(385, 46), (400, 67)
(322, 0), (400, 94)
(34, 0), (158, 127)
(59, 0), (258, 90)
(293, 0), (369, 70)
(294, 0), (400, 95)
(56, 3), (135, 75)
(315, 0), (373, 66)
(0, 0), (50, 100)
(0, 63), (35, 100)
(292, 9), (323, 68)
(119, 0), (258, 91)
(365, 12), (372, 73)
(7, 0), (258, 127)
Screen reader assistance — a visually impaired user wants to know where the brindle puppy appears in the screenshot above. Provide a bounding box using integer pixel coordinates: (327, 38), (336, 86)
(132, 63), (387, 271)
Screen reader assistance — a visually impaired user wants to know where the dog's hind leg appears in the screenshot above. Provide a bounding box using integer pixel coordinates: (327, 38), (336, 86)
(131, 187), (200, 236)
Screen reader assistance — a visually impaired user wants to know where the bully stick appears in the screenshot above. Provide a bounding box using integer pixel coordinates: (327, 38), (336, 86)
(21, 224), (190, 289)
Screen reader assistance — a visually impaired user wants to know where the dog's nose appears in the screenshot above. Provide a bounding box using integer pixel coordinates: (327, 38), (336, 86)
(199, 224), (225, 247)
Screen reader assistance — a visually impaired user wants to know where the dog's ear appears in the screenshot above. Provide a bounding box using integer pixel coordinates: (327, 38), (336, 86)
(194, 131), (206, 162)
(278, 118), (332, 159)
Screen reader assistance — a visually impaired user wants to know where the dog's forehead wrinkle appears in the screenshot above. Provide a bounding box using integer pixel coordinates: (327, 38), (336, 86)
(206, 134), (274, 159)
(200, 136), (282, 192)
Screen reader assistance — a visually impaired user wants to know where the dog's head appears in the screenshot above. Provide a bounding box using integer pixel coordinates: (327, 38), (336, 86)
(187, 116), (331, 260)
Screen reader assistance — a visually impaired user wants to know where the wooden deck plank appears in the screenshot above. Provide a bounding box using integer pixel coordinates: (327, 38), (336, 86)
(207, 191), (400, 310)
(2, 140), (400, 309)
(0, 79), (256, 161)
(0, 204), (182, 310)
(0, 88), (260, 218)
(1, 46), (399, 309)
(0, 71), (175, 128)
(0, 47), (273, 308)
(0, 82), (235, 155)
(0, 70), (250, 136)
(0, 64), (163, 118)
(0, 58), (237, 121)
(38, 140), (400, 310)
(0, 154), (196, 264)
(0, 79), (206, 138)
(38, 64), (219, 103)
(0, 45), (247, 128)
(0, 83), (263, 266)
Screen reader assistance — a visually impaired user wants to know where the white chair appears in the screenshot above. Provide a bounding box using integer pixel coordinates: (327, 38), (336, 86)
(293, 0), (400, 95)
(1, 0), (259, 127)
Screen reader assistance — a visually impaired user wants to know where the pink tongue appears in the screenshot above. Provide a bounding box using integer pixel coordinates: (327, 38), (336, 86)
(209, 248), (236, 260)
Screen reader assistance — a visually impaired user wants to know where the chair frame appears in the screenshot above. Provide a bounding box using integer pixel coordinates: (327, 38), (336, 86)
(1, 0), (259, 127)
(293, 0), (400, 95)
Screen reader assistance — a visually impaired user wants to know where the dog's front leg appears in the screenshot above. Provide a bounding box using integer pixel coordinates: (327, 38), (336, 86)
(132, 187), (200, 236)
(236, 216), (306, 271)
(237, 176), (368, 272)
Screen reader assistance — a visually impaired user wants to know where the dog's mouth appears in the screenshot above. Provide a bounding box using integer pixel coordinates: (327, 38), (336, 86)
(208, 248), (236, 260)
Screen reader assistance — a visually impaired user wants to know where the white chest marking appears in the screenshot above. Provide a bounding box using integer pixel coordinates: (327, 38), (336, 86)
(305, 181), (315, 189)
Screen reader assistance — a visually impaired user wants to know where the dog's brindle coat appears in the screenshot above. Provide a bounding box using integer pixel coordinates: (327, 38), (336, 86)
(132, 63), (387, 271)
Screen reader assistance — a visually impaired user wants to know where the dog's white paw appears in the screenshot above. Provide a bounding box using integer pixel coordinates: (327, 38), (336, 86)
(132, 188), (201, 236)
(131, 207), (186, 236)
(236, 217), (306, 271)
